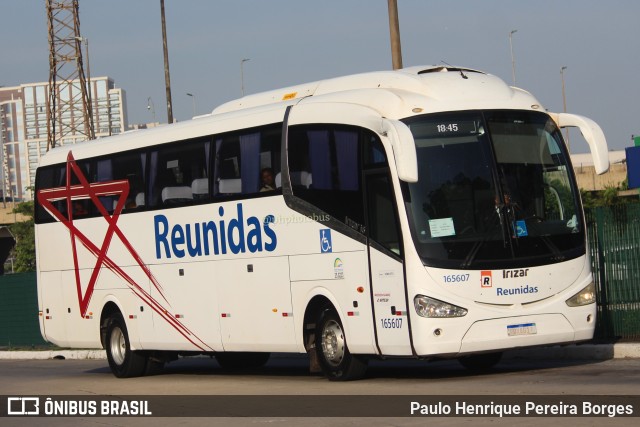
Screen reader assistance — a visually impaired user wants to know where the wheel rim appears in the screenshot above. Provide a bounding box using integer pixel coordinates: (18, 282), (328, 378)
(321, 319), (345, 367)
(109, 326), (126, 366)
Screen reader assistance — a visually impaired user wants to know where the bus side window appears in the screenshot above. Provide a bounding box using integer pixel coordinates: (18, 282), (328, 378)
(148, 138), (211, 207)
(215, 136), (242, 196)
(363, 133), (401, 255)
(34, 165), (64, 224)
(214, 125), (281, 197)
(288, 124), (365, 230)
(366, 173), (402, 256)
(109, 152), (146, 211)
(364, 133), (388, 168)
(71, 160), (92, 219)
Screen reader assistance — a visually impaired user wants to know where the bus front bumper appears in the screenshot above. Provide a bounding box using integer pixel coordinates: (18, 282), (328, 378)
(457, 312), (594, 354)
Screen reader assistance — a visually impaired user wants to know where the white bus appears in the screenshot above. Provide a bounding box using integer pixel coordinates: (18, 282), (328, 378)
(35, 65), (609, 380)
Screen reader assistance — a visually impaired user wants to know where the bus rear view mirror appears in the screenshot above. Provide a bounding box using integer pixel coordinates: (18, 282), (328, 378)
(554, 112), (609, 175)
(383, 119), (418, 183)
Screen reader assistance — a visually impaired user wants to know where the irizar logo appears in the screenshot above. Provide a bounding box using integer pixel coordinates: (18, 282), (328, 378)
(154, 203), (277, 259)
(502, 268), (529, 278)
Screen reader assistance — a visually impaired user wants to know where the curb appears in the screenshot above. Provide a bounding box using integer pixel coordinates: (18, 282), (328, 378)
(0, 344), (638, 361)
(505, 343), (640, 360)
(0, 349), (107, 360)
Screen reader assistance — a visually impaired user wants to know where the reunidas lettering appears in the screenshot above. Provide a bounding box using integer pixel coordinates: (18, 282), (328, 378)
(154, 203), (277, 259)
(496, 285), (539, 296)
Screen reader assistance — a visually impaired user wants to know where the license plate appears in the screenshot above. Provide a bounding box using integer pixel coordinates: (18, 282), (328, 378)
(507, 322), (537, 336)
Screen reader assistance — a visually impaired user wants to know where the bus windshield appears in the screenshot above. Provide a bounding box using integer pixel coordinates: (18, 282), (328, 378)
(403, 110), (584, 270)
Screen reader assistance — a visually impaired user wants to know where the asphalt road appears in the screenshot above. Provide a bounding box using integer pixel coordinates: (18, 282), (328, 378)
(1, 355), (639, 426)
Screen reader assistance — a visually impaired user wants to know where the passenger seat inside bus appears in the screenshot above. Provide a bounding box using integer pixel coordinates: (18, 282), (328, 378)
(161, 186), (193, 204)
(135, 192), (145, 207)
(275, 171), (312, 189)
(191, 178), (209, 199)
(218, 178), (242, 194)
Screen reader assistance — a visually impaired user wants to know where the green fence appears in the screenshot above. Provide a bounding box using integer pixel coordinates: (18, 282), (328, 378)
(0, 272), (47, 347)
(586, 203), (640, 341)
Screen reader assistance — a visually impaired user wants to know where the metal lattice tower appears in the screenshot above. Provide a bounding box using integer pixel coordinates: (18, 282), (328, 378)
(46, 0), (95, 151)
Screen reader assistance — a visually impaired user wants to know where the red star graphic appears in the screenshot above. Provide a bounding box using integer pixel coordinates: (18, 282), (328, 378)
(37, 151), (211, 351)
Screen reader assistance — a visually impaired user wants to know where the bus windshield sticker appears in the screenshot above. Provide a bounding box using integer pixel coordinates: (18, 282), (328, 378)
(428, 217), (455, 238)
(514, 220), (528, 237)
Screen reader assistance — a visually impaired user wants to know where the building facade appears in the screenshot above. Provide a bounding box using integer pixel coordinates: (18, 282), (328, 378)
(571, 151), (629, 192)
(0, 77), (127, 200)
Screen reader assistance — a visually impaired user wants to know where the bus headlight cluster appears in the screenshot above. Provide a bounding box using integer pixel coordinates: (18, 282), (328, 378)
(565, 281), (596, 307)
(414, 295), (467, 318)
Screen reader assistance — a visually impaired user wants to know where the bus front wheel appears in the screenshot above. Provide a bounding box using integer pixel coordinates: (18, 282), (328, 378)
(315, 308), (367, 381)
(105, 313), (147, 378)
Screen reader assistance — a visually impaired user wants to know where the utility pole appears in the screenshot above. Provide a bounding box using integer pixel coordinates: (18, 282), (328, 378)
(561, 66), (570, 152)
(241, 58), (250, 96)
(387, 0), (403, 70)
(509, 30), (518, 85)
(160, 0), (174, 123)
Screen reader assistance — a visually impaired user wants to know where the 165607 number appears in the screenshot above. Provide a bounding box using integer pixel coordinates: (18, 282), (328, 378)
(380, 318), (403, 329)
(443, 274), (470, 283)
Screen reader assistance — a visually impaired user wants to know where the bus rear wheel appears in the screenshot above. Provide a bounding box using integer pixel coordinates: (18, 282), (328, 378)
(215, 352), (271, 370)
(105, 313), (147, 378)
(315, 308), (367, 381)
(458, 352), (503, 371)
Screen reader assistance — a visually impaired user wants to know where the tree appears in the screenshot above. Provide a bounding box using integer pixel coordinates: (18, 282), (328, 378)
(580, 179), (633, 209)
(9, 201), (35, 272)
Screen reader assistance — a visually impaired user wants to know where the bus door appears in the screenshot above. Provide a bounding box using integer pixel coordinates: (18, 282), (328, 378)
(364, 171), (413, 356)
(217, 256), (296, 352)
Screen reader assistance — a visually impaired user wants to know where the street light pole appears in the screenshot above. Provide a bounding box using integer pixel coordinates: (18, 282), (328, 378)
(147, 97), (156, 123)
(241, 58), (250, 96)
(387, 0), (403, 70)
(160, 0), (174, 123)
(509, 29), (518, 85)
(186, 93), (196, 117)
(561, 66), (570, 152)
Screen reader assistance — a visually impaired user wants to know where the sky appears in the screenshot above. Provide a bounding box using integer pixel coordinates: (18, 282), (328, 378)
(2, 0), (639, 154)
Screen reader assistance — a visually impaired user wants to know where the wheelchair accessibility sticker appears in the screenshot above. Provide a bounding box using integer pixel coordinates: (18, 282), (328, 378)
(514, 220), (528, 237)
(320, 229), (332, 253)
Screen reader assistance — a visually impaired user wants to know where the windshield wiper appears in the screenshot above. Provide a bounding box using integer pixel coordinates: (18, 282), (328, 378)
(461, 206), (506, 268)
(540, 235), (566, 262)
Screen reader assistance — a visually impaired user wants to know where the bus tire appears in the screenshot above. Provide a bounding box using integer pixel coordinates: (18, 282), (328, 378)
(458, 352), (503, 371)
(105, 313), (147, 378)
(215, 352), (271, 370)
(315, 308), (367, 381)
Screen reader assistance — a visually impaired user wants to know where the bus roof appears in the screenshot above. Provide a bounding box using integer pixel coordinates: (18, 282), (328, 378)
(39, 65), (543, 167)
(212, 65), (542, 117)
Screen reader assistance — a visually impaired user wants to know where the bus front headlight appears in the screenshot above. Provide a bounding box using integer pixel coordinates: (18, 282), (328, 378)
(565, 282), (596, 307)
(414, 295), (467, 318)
